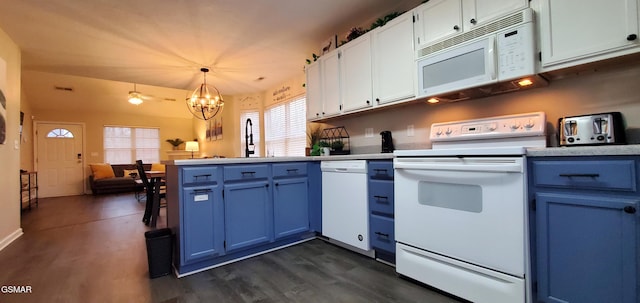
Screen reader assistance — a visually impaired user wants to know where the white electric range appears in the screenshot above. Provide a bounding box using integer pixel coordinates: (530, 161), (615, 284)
(393, 112), (547, 303)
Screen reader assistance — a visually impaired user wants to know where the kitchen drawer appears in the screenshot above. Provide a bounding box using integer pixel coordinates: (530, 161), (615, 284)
(182, 166), (219, 185)
(370, 214), (395, 253)
(369, 180), (394, 215)
(532, 160), (636, 192)
(224, 164), (269, 182)
(368, 161), (394, 180)
(272, 162), (307, 178)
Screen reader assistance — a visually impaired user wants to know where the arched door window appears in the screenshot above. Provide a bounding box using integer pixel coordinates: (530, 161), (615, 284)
(46, 128), (74, 138)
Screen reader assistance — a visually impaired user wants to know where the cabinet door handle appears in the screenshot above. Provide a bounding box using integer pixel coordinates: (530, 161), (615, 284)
(375, 231), (390, 238)
(241, 171), (256, 176)
(286, 169), (299, 173)
(366, 100), (370, 105)
(193, 174), (212, 181)
(627, 34), (637, 41)
(470, 18), (477, 25)
(453, 25), (460, 30)
(376, 98), (380, 103)
(624, 206), (636, 214)
(275, 182), (279, 187)
(373, 168), (388, 175)
(192, 189), (212, 194)
(559, 173), (600, 178)
(374, 195), (389, 203)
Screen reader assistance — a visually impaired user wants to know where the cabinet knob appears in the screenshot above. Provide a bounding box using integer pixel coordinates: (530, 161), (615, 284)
(366, 100), (370, 104)
(453, 25), (460, 30)
(624, 206), (636, 214)
(470, 18), (477, 25)
(316, 113), (320, 117)
(628, 34), (638, 41)
(376, 98), (380, 103)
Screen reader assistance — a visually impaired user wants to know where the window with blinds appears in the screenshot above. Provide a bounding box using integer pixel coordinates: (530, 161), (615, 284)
(265, 96), (306, 157)
(240, 111), (261, 157)
(104, 126), (159, 164)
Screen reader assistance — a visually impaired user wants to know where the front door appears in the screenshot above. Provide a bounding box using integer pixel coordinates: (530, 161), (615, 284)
(36, 122), (85, 197)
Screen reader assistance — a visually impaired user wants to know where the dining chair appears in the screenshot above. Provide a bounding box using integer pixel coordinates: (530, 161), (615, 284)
(136, 160), (166, 227)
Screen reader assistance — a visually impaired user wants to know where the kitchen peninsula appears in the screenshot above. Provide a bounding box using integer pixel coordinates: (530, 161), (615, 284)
(164, 154), (392, 277)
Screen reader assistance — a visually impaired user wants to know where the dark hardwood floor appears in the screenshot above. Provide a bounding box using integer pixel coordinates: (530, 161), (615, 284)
(0, 193), (463, 303)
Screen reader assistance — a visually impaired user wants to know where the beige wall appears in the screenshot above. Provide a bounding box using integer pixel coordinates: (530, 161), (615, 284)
(0, 27), (23, 250)
(324, 62), (640, 153)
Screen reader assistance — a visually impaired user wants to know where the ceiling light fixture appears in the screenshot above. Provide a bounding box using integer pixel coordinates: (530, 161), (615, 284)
(128, 83), (143, 105)
(186, 67), (224, 120)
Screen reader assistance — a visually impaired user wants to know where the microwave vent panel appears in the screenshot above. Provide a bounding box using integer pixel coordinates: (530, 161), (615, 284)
(416, 9), (529, 58)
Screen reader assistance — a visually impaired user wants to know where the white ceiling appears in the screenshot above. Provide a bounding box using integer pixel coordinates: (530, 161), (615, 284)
(0, 0), (421, 118)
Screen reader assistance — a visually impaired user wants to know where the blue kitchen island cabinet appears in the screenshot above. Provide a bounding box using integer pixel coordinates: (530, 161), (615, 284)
(272, 162), (309, 239)
(224, 164), (273, 253)
(167, 161), (318, 277)
(528, 156), (639, 303)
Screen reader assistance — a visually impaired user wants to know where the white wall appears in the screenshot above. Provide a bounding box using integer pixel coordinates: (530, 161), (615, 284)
(325, 61), (640, 153)
(0, 27), (23, 250)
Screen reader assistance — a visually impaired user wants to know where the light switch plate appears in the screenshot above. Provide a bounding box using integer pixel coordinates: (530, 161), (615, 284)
(365, 128), (374, 138)
(407, 125), (415, 137)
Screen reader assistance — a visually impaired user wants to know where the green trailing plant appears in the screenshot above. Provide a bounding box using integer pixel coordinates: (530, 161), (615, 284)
(305, 53), (320, 64)
(370, 12), (401, 30)
(318, 141), (330, 148)
(310, 144), (322, 156)
(165, 138), (184, 147)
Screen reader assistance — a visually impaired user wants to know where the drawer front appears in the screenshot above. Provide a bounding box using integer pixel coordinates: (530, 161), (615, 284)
(182, 166), (219, 185)
(272, 162), (307, 178)
(532, 160), (636, 191)
(369, 180), (394, 215)
(224, 164), (269, 182)
(368, 161), (394, 180)
(370, 215), (395, 253)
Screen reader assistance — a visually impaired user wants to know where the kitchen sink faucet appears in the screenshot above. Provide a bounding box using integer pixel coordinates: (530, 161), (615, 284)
(245, 118), (254, 157)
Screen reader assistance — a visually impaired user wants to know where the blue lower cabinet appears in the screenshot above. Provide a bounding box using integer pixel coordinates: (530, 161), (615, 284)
(370, 214), (395, 253)
(181, 184), (224, 265)
(224, 180), (273, 253)
(536, 193), (638, 303)
(273, 177), (309, 239)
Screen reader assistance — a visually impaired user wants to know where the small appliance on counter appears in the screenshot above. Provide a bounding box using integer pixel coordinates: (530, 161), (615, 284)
(559, 112), (626, 146)
(380, 131), (394, 153)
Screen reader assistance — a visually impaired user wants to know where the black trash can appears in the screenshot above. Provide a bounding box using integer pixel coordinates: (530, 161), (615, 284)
(144, 228), (173, 279)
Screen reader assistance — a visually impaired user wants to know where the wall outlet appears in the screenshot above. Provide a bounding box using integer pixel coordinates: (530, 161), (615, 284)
(365, 127), (374, 138)
(407, 125), (415, 137)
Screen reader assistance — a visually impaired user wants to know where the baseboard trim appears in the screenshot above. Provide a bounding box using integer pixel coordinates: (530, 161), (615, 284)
(0, 228), (24, 251)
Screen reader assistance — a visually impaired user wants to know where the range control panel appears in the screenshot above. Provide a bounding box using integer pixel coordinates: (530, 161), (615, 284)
(430, 112), (546, 142)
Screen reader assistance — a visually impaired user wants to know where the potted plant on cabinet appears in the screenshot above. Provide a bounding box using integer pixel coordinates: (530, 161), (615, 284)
(307, 125), (323, 156)
(165, 138), (184, 150)
(331, 140), (344, 152)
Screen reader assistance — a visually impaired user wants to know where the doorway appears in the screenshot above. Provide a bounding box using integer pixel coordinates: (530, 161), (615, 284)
(35, 122), (85, 197)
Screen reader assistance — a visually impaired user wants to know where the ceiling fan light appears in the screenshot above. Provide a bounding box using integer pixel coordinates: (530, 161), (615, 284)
(128, 91), (143, 105)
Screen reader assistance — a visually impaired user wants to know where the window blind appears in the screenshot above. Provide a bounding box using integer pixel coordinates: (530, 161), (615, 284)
(265, 96), (306, 157)
(104, 126), (159, 164)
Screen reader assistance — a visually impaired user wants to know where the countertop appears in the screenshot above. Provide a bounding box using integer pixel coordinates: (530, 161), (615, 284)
(166, 153), (395, 166)
(165, 145), (640, 166)
(527, 144), (640, 157)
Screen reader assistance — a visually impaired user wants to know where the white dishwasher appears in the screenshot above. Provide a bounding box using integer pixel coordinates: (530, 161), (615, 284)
(321, 160), (371, 253)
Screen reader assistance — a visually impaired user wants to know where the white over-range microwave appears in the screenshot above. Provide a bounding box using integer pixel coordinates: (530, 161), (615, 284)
(416, 9), (542, 101)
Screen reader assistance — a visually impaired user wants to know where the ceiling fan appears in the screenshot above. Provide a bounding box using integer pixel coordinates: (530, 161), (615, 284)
(128, 83), (177, 105)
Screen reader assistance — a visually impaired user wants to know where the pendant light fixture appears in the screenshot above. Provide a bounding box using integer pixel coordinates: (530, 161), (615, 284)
(186, 67), (224, 120)
(128, 83), (143, 105)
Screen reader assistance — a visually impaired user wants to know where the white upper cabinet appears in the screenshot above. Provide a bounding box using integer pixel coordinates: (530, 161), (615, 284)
(414, 0), (463, 49)
(321, 50), (342, 118)
(305, 61), (323, 121)
(462, 0), (528, 31)
(539, 0), (640, 70)
(414, 0), (528, 49)
(340, 32), (374, 113)
(372, 12), (415, 105)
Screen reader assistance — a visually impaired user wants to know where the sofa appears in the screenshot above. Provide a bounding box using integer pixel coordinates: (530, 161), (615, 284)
(89, 163), (149, 195)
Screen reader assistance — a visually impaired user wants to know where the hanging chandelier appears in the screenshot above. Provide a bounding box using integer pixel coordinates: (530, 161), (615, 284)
(186, 67), (224, 120)
(128, 83), (143, 105)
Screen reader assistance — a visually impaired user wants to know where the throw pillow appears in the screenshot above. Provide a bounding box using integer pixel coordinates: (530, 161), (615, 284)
(90, 163), (115, 180)
(122, 169), (139, 179)
(151, 163), (166, 172)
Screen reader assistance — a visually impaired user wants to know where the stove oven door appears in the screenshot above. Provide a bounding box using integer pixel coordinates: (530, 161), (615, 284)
(394, 156), (529, 303)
